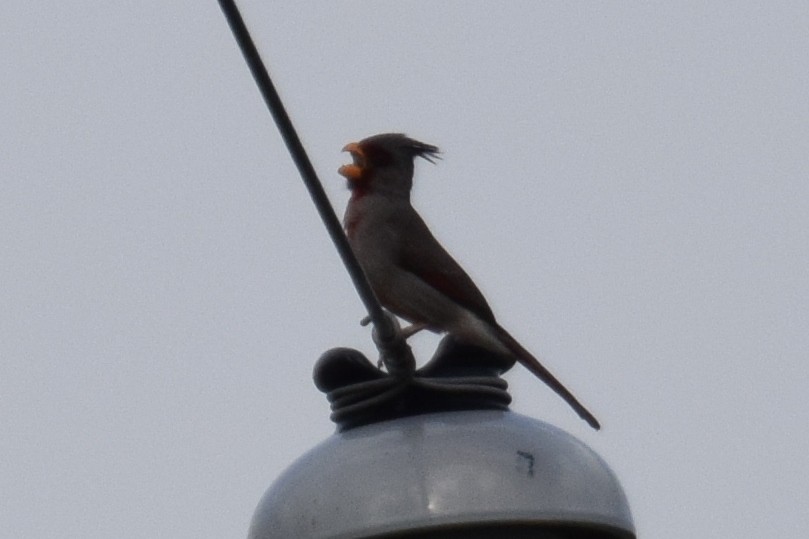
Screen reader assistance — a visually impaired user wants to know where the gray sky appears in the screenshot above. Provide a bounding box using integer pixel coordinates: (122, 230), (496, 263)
(3, 2), (808, 537)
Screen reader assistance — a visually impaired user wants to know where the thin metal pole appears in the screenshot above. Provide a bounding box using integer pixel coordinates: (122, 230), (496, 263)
(217, 0), (413, 372)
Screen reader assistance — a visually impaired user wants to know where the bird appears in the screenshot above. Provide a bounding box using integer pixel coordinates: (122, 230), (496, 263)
(338, 133), (600, 430)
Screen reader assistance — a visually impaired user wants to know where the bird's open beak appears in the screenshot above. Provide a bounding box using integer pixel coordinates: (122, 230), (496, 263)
(338, 142), (365, 181)
(341, 142), (361, 155)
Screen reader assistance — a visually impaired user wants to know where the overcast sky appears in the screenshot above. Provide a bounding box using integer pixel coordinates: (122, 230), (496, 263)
(3, 2), (808, 537)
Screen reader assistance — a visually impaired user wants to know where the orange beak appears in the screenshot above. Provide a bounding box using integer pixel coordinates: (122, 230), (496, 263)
(338, 142), (364, 181)
(341, 142), (362, 154)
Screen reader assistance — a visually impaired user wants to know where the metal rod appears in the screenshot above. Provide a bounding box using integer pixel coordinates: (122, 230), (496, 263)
(216, 0), (408, 358)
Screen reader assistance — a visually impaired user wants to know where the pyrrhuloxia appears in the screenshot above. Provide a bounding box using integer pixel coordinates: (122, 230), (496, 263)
(338, 133), (600, 430)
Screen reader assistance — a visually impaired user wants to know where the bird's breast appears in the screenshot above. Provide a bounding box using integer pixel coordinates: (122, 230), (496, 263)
(344, 199), (400, 269)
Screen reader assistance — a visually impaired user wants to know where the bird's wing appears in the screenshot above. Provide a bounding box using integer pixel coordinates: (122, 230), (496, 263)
(397, 211), (497, 324)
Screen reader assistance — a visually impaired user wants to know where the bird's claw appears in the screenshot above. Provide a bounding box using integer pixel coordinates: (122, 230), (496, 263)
(360, 311), (417, 375)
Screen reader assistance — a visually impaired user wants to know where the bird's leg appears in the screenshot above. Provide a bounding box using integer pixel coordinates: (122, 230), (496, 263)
(400, 322), (428, 340)
(362, 314), (426, 340)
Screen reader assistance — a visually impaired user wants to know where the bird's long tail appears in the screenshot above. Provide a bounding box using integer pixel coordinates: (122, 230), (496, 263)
(494, 325), (601, 430)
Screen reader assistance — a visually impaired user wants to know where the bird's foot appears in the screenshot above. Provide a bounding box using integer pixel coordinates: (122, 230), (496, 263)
(359, 312), (417, 375)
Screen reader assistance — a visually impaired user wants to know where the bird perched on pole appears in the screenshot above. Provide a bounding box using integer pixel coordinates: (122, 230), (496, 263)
(338, 133), (600, 430)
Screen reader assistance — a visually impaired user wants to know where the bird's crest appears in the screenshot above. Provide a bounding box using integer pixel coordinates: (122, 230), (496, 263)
(362, 133), (441, 164)
(402, 136), (441, 164)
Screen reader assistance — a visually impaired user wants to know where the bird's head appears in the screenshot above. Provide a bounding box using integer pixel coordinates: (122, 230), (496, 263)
(338, 133), (440, 197)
